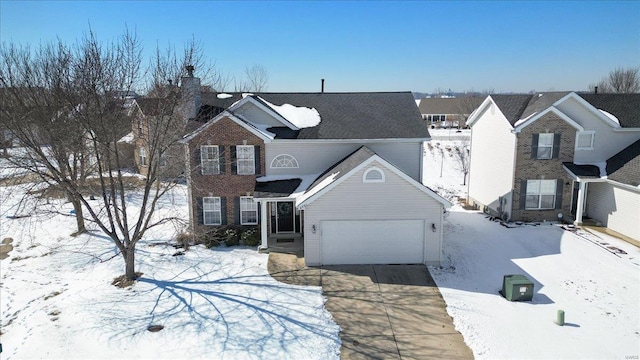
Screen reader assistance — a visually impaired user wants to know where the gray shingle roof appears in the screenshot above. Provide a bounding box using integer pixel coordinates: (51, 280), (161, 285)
(306, 146), (376, 192)
(490, 95), (533, 125)
(254, 179), (303, 198)
(200, 92), (429, 140)
(418, 97), (483, 115)
(578, 94), (640, 128)
(563, 162), (601, 179)
(606, 139), (640, 186)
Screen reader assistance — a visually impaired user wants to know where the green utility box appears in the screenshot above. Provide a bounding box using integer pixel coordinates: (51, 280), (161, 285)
(502, 274), (534, 301)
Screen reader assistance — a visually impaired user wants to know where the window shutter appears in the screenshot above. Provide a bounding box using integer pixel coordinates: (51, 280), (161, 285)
(219, 146), (226, 174)
(231, 146), (237, 174)
(196, 197), (203, 225)
(221, 197), (227, 225)
(520, 180), (528, 210)
(195, 146), (202, 174)
(257, 201), (261, 224)
(555, 179), (563, 209)
(552, 133), (561, 159)
(234, 197), (241, 225)
(531, 134), (539, 159)
(254, 146), (261, 175)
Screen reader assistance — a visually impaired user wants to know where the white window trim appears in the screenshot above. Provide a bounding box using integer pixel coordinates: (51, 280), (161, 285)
(363, 167), (385, 183)
(240, 196), (258, 225)
(575, 131), (595, 150)
(203, 197), (222, 225)
(201, 145), (220, 175)
(525, 179), (556, 210)
(237, 145), (255, 175)
(139, 147), (147, 166)
(537, 133), (554, 160)
(427, 114), (447, 123)
(270, 154), (299, 168)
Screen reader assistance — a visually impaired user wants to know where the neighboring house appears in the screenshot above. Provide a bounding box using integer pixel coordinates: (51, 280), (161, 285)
(467, 92), (640, 241)
(181, 92), (451, 266)
(418, 97), (483, 129)
(131, 67), (202, 178)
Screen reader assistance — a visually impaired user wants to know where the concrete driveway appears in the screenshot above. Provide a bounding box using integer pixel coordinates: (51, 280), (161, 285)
(268, 253), (473, 359)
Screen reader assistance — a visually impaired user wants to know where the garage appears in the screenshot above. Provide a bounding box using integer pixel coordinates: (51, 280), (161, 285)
(320, 220), (425, 265)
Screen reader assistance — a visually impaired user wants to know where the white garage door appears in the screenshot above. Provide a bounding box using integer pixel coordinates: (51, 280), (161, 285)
(321, 220), (425, 265)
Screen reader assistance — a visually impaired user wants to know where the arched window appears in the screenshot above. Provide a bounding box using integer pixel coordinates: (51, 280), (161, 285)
(363, 167), (385, 183)
(270, 154), (299, 168)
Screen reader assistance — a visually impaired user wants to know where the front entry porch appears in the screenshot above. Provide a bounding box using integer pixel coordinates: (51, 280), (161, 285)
(257, 200), (304, 253)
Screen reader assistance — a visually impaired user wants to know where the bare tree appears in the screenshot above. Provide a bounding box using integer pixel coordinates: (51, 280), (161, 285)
(1, 28), (201, 281)
(588, 67), (640, 93)
(453, 140), (471, 185)
(235, 64), (269, 92)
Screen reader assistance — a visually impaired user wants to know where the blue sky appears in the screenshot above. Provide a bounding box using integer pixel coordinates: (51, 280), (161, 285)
(1, 1), (638, 93)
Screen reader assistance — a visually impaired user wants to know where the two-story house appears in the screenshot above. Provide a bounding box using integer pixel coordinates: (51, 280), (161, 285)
(466, 92), (640, 241)
(181, 92), (451, 266)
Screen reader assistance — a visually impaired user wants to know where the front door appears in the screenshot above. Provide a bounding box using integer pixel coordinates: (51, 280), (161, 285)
(276, 202), (295, 233)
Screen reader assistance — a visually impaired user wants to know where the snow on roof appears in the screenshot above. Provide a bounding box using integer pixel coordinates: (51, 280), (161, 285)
(513, 112), (537, 127)
(242, 93), (254, 98)
(599, 109), (620, 126)
(118, 132), (134, 144)
(217, 93), (233, 99)
(258, 96), (321, 129)
(295, 171), (340, 206)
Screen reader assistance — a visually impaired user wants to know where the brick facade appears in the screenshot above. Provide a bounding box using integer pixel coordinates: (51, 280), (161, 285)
(187, 116), (265, 233)
(511, 112), (576, 222)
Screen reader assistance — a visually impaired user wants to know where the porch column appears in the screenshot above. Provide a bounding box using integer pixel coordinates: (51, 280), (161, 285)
(260, 201), (268, 249)
(574, 181), (586, 225)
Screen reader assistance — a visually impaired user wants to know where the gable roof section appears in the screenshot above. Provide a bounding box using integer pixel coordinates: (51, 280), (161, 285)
(196, 92), (429, 140)
(513, 106), (584, 133)
(181, 110), (275, 144)
(578, 93), (640, 128)
(296, 146), (451, 209)
(490, 95), (533, 125)
(606, 139), (640, 187)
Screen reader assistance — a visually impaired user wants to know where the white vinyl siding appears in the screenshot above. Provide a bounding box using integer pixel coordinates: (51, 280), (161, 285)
(240, 197), (258, 225)
(265, 141), (422, 180)
(555, 97), (640, 163)
(201, 145), (220, 175)
(536, 133), (554, 159)
(525, 179), (556, 209)
(303, 160), (443, 266)
(203, 197), (222, 225)
(467, 103), (517, 219)
(236, 145), (255, 175)
(587, 182), (640, 241)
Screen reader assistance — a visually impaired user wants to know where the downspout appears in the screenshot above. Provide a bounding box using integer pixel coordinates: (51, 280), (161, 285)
(184, 143), (195, 234)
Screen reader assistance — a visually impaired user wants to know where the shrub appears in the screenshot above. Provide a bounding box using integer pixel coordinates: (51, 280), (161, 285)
(175, 231), (193, 250)
(241, 227), (260, 246)
(223, 226), (242, 247)
(198, 229), (221, 248)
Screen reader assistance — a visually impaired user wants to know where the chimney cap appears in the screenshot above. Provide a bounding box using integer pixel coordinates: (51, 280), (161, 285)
(186, 65), (195, 77)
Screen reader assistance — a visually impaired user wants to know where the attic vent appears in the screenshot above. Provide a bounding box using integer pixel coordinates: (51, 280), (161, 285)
(363, 167), (385, 183)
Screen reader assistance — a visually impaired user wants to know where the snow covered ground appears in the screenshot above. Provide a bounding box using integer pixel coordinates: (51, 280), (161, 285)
(423, 138), (640, 359)
(0, 184), (340, 359)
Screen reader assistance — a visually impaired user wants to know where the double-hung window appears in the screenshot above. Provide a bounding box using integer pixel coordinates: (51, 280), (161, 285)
(576, 132), (595, 150)
(236, 145), (255, 175)
(139, 147), (147, 166)
(203, 197), (222, 225)
(240, 197), (258, 225)
(158, 151), (167, 167)
(525, 180), (556, 210)
(536, 133), (554, 159)
(201, 145), (220, 175)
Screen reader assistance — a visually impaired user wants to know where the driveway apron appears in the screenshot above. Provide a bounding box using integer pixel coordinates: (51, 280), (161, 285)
(268, 253), (473, 359)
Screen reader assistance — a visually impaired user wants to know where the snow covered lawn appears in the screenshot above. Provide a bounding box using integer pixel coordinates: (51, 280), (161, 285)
(0, 184), (340, 359)
(432, 208), (640, 359)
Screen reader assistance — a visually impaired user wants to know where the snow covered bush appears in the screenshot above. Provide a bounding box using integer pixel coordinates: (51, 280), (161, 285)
(241, 227), (260, 246)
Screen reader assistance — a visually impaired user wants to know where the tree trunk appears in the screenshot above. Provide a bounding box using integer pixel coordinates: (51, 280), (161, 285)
(71, 198), (87, 235)
(124, 247), (137, 281)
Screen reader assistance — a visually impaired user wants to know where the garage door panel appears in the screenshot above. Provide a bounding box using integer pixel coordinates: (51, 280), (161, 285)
(321, 220), (424, 265)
